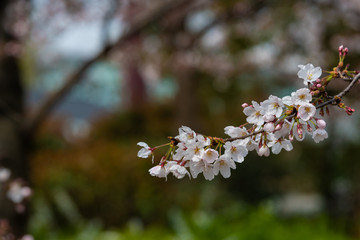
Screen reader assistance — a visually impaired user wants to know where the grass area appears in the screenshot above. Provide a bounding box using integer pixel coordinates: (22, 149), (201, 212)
(30, 205), (352, 240)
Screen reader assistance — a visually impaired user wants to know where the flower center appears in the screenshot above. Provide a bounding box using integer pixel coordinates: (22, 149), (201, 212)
(273, 103), (279, 108)
(307, 73), (313, 80)
(194, 147), (200, 154)
(230, 146), (237, 153)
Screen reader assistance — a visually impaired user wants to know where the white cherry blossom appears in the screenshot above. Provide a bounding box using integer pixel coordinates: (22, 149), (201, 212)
(213, 154), (236, 178)
(169, 163), (190, 179)
(173, 142), (187, 160)
(202, 149), (219, 164)
(271, 138), (293, 154)
(282, 95), (293, 106)
(178, 126), (196, 143)
(184, 135), (210, 161)
(224, 140), (248, 163)
(149, 165), (167, 179)
(189, 160), (214, 180)
(202, 165), (215, 180)
(298, 103), (316, 121)
(137, 142), (152, 158)
(245, 136), (260, 151)
(274, 119), (293, 139)
(261, 95), (284, 117)
(243, 101), (264, 126)
(257, 145), (270, 157)
(297, 63), (322, 86)
(224, 126), (248, 138)
(312, 128), (328, 143)
(292, 88), (312, 105)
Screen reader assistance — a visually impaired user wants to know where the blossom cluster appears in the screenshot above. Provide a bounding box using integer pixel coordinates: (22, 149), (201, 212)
(137, 47), (358, 181)
(0, 167), (32, 209)
(0, 167), (33, 239)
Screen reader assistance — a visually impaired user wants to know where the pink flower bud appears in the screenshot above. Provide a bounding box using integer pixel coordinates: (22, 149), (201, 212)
(316, 83), (322, 88)
(338, 45), (344, 53)
(275, 123), (282, 131)
(316, 78), (321, 83)
(264, 122), (275, 132)
(307, 124), (313, 132)
(289, 130), (294, 141)
(344, 47), (349, 54)
(317, 119), (326, 129)
(297, 124), (303, 136)
(345, 106), (355, 115)
(242, 103), (249, 108)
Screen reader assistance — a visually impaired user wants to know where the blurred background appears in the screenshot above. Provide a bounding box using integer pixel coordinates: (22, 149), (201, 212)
(1, 0), (360, 239)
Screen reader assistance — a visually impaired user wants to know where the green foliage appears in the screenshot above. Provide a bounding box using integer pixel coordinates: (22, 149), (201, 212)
(30, 205), (352, 240)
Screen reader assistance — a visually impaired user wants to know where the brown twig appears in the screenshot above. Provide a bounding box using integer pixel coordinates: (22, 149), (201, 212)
(316, 72), (360, 109)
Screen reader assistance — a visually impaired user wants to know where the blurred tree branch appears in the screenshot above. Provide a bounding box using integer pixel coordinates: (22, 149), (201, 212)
(27, 0), (213, 135)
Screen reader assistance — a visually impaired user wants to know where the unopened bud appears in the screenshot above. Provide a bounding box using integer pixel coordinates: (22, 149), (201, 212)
(307, 124), (312, 132)
(338, 45), (344, 53)
(297, 124), (303, 136)
(264, 122), (275, 132)
(345, 106), (355, 115)
(316, 78), (321, 83)
(317, 119), (326, 129)
(316, 83), (322, 88)
(242, 103), (249, 108)
(344, 47), (349, 55)
(307, 124), (313, 132)
(289, 130), (294, 141)
(275, 123), (283, 131)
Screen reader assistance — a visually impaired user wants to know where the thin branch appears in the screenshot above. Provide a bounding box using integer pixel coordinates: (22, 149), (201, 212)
(316, 72), (360, 109)
(26, 0), (198, 135)
(223, 129), (264, 142)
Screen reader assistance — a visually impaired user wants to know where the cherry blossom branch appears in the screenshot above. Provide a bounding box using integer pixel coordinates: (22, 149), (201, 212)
(225, 72), (360, 142)
(138, 45), (359, 181)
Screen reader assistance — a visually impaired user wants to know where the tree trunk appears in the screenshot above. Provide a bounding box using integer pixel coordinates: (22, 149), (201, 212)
(0, 1), (29, 236)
